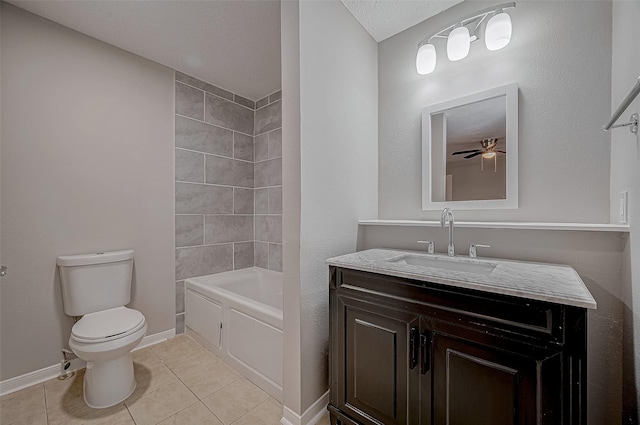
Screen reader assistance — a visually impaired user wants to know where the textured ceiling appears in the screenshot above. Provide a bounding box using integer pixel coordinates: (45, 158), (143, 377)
(8, 0), (282, 101)
(340, 0), (463, 42)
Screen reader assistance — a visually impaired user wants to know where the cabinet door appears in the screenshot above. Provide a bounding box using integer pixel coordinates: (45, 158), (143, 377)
(335, 295), (420, 425)
(432, 333), (556, 425)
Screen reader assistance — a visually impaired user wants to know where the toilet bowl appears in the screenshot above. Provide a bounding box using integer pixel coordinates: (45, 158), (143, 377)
(69, 306), (147, 408)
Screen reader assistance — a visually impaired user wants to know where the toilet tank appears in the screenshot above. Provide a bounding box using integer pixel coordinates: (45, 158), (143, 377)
(57, 250), (134, 316)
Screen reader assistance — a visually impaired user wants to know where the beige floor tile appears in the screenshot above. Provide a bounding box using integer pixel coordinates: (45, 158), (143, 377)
(0, 384), (46, 425)
(316, 412), (331, 425)
(151, 335), (207, 365)
(201, 378), (269, 424)
(4, 409), (47, 425)
(132, 346), (163, 369)
(44, 370), (85, 408)
(127, 361), (180, 404)
(157, 401), (223, 425)
(126, 380), (198, 425)
(171, 354), (239, 399)
(231, 397), (282, 425)
(46, 398), (132, 425)
(163, 343), (220, 371)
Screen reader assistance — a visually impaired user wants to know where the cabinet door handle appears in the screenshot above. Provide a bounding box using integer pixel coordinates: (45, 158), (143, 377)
(409, 327), (419, 369)
(420, 333), (431, 375)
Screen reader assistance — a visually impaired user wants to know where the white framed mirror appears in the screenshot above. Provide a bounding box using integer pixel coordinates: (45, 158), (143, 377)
(422, 83), (518, 210)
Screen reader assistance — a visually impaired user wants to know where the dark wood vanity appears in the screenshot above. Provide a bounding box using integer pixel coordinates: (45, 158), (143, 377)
(328, 265), (588, 425)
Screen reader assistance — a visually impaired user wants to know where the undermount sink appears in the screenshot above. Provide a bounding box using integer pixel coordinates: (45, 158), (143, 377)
(386, 254), (497, 275)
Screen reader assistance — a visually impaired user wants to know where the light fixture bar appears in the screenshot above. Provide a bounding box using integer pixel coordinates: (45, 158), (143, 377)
(417, 2), (516, 48)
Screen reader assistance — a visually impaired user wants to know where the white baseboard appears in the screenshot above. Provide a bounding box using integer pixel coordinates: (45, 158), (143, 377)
(0, 328), (176, 396)
(281, 391), (330, 425)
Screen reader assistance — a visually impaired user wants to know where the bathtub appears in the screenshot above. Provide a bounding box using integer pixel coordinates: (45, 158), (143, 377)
(185, 267), (283, 401)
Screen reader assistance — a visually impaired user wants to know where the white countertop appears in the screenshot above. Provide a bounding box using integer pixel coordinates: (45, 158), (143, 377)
(326, 249), (597, 309)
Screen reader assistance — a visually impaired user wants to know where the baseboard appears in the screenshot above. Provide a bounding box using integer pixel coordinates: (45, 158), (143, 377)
(281, 391), (330, 425)
(0, 328), (176, 396)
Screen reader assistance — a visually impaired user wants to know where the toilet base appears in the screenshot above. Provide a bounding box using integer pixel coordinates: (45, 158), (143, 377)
(83, 353), (136, 408)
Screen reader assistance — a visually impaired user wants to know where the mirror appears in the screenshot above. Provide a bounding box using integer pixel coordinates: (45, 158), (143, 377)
(422, 83), (518, 210)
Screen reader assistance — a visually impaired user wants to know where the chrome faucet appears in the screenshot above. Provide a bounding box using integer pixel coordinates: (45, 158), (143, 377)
(441, 208), (455, 256)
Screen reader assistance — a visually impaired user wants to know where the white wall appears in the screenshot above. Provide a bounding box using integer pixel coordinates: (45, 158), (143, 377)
(281, 0), (378, 416)
(378, 1), (611, 222)
(0, 4), (175, 380)
(610, 1), (640, 420)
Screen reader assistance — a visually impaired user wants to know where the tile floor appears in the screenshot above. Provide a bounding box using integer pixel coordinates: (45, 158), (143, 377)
(0, 335), (331, 425)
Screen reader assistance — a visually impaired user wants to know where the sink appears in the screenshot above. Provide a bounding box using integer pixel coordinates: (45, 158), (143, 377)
(386, 254), (497, 275)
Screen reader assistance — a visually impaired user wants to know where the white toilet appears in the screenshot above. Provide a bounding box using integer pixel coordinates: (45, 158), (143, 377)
(57, 249), (147, 409)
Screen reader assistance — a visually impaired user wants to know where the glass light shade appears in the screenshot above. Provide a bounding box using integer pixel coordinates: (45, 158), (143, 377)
(447, 26), (471, 61)
(485, 12), (512, 51)
(482, 151), (496, 159)
(416, 43), (437, 75)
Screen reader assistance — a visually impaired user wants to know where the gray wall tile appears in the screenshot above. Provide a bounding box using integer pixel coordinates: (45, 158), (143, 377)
(175, 148), (204, 183)
(176, 215), (204, 247)
(176, 71), (234, 101)
(176, 115), (233, 157)
(268, 187), (282, 214)
(234, 188), (254, 214)
(205, 215), (254, 244)
(255, 242), (268, 268)
(268, 129), (282, 159)
(176, 82), (204, 120)
(268, 243), (283, 272)
(176, 182), (233, 214)
(256, 96), (269, 109)
(234, 94), (256, 110)
(205, 93), (254, 135)
(254, 158), (282, 188)
(255, 215), (282, 243)
(269, 91), (282, 103)
(254, 133), (269, 162)
(255, 188), (269, 214)
(234, 133), (254, 161)
(176, 281), (185, 314)
(175, 244), (233, 280)
(205, 155), (253, 188)
(234, 242), (254, 270)
(176, 313), (185, 334)
(254, 100), (281, 135)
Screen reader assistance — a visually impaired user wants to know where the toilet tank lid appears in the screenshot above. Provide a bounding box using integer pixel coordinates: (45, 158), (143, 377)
(57, 249), (134, 267)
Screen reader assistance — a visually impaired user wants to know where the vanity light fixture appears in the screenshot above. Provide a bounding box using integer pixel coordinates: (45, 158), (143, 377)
(416, 2), (516, 75)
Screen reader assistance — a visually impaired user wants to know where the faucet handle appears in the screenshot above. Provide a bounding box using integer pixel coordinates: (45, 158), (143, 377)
(469, 243), (490, 258)
(417, 240), (435, 254)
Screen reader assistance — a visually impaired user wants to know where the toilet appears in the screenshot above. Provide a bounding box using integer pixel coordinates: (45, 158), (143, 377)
(57, 249), (147, 409)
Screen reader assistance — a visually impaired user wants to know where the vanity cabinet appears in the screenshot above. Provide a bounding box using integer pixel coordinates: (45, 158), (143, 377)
(328, 267), (587, 425)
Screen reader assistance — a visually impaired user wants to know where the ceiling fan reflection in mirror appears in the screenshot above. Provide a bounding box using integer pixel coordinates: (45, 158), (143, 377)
(452, 138), (506, 171)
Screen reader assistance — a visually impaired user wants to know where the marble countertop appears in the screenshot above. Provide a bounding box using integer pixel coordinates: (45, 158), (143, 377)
(326, 249), (596, 309)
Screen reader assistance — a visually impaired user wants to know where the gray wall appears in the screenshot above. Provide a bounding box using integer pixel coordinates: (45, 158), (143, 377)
(282, 0), (379, 415)
(174, 71), (282, 333)
(610, 1), (640, 420)
(378, 1), (611, 222)
(0, 4), (176, 380)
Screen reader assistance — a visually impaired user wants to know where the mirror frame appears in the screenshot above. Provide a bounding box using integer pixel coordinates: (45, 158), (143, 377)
(421, 83), (519, 210)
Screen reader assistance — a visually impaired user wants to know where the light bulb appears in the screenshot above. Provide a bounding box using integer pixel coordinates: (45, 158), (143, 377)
(447, 26), (471, 61)
(416, 43), (437, 75)
(485, 12), (512, 51)
(482, 152), (496, 159)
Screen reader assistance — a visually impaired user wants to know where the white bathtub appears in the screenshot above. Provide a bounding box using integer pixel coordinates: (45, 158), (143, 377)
(185, 267), (283, 401)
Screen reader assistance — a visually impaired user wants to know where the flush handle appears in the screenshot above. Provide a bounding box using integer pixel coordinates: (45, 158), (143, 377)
(0, 266), (6, 277)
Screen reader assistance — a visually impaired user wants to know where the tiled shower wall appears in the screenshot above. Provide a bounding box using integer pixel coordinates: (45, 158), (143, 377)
(174, 71), (282, 332)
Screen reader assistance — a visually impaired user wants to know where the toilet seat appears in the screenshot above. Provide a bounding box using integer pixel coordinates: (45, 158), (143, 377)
(71, 307), (145, 343)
